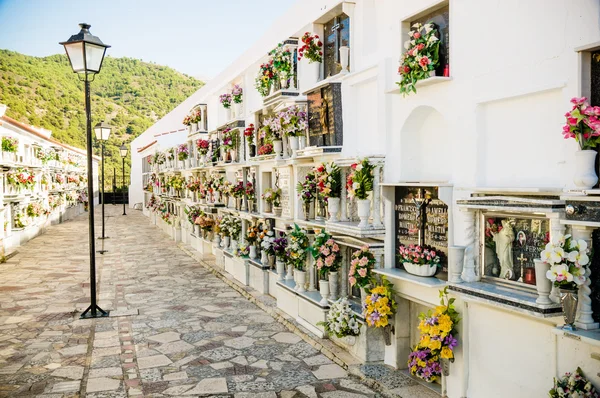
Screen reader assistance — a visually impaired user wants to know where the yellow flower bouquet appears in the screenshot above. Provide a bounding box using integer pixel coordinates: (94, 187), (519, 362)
(362, 277), (397, 344)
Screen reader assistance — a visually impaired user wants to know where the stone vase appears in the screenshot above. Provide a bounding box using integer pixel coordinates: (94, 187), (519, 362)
(222, 236), (230, 249)
(404, 261), (437, 277)
(234, 102), (243, 119)
(276, 260), (286, 282)
(214, 191), (221, 204)
(288, 136), (299, 158)
(188, 125), (193, 134)
(298, 135), (306, 151)
(319, 280), (330, 306)
(296, 270), (307, 293)
(194, 224), (201, 236)
(357, 199), (371, 228)
(273, 206), (282, 217)
(448, 246), (465, 283)
(268, 254), (276, 268)
(327, 197), (340, 222)
(248, 200), (255, 213)
(305, 59), (320, 83)
(303, 201), (311, 221)
(328, 271), (339, 301)
(573, 149), (598, 189)
(559, 288), (579, 331)
(235, 198), (242, 211)
(534, 259), (552, 304)
(339, 46), (350, 74)
(229, 149), (237, 163)
(264, 201), (273, 214)
(273, 140), (283, 160)
(382, 324), (393, 346)
(286, 263), (294, 281)
(261, 249), (268, 265)
(249, 245), (257, 259)
(225, 107), (232, 121)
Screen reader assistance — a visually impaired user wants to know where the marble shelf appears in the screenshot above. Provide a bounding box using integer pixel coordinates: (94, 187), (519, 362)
(551, 327), (600, 347)
(275, 274), (329, 309)
(374, 268), (447, 288)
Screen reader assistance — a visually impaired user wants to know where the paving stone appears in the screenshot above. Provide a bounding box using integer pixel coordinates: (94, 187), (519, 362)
(51, 365), (84, 380)
(155, 340), (195, 355)
(224, 336), (256, 349)
(302, 354), (333, 366)
(162, 384), (195, 395)
(147, 331), (181, 344)
(210, 361), (233, 370)
(163, 370), (188, 381)
(339, 378), (376, 394)
(52, 380), (80, 393)
(272, 332), (302, 344)
(88, 367), (122, 378)
(185, 377), (228, 395)
(234, 392), (277, 398)
(321, 392), (368, 398)
(137, 354), (173, 369)
(86, 377), (121, 393)
(58, 345), (87, 356)
(312, 364), (348, 380)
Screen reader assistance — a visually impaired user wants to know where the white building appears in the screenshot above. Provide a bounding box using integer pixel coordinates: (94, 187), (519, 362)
(130, 0), (600, 396)
(0, 105), (99, 254)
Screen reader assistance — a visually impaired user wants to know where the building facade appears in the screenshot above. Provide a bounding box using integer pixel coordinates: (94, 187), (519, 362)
(0, 104), (99, 254)
(130, 0), (600, 396)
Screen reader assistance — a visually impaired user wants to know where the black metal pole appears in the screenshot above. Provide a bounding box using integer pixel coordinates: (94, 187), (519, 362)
(101, 142), (106, 238)
(112, 171), (116, 206)
(80, 74), (108, 319)
(122, 157), (127, 215)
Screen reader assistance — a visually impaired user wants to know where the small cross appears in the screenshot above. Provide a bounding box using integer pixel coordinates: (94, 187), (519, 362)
(517, 253), (527, 266)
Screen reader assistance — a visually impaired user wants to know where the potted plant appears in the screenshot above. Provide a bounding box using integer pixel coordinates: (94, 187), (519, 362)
(222, 128), (238, 162)
(244, 124), (256, 158)
(542, 233), (588, 330)
(286, 224), (309, 292)
(347, 158), (376, 228)
(177, 143), (189, 163)
(262, 187), (281, 215)
(246, 224), (259, 259)
(255, 60), (275, 97)
(408, 287), (459, 377)
(396, 22), (440, 96)
(263, 116), (283, 160)
(219, 93), (232, 120)
(349, 245), (376, 303)
(182, 115), (193, 133)
(245, 182), (256, 212)
(314, 162), (341, 222)
(192, 109), (202, 131)
(273, 233), (288, 281)
(563, 97), (600, 189)
(270, 43), (293, 89)
(311, 231), (341, 304)
(196, 139), (210, 162)
(231, 181), (245, 210)
(260, 228), (275, 267)
(298, 32), (323, 82)
(231, 84), (243, 118)
(318, 298), (361, 346)
(296, 172), (317, 220)
(278, 105), (308, 158)
(399, 244), (441, 277)
(258, 143), (273, 156)
(549, 367), (598, 397)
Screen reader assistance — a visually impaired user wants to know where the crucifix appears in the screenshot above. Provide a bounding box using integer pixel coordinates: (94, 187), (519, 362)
(413, 188), (431, 247)
(516, 253), (528, 282)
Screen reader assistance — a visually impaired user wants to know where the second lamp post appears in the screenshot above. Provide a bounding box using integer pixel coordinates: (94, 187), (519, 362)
(120, 144), (128, 215)
(94, 121), (111, 250)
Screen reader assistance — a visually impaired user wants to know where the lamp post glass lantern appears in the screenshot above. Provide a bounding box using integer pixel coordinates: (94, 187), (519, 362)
(94, 121), (111, 245)
(120, 144), (128, 215)
(60, 23), (110, 319)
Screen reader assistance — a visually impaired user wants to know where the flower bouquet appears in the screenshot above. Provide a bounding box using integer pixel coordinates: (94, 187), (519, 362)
(196, 139), (210, 156)
(549, 367), (598, 398)
(153, 151), (165, 165)
(231, 84), (243, 103)
(244, 124), (255, 145)
(219, 93), (232, 109)
(363, 276), (397, 344)
(258, 144), (273, 156)
(298, 32), (323, 63)
(262, 187), (281, 211)
(318, 298), (360, 341)
(234, 243), (250, 258)
(273, 233), (288, 261)
(2, 136), (18, 153)
(408, 287), (460, 382)
(347, 158), (376, 200)
(269, 43), (293, 85)
(177, 144), (189, 161)
(182, 115), (192, 126)
(255, 60), (275, 97)
(563, 97), (600, 150)
(396, 22), (440, 96)
(297, 172), (317, 220)
(286, 224), (308, 271)
(26, 202), (43, 218)
(349, 245), (376, 289)
(314, 162), (341, 221)
(7, 168), (35, 190)
(310, 232), (341, 279)
(398, 244), (441, 277)
(246, 225), (259, 245)
(278, 105), (308, 137)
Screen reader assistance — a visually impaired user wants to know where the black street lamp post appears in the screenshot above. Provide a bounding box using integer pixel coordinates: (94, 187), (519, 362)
(94, 121), (111, 246)
(120, 144), (128, 215)
(60, 23), (110, 319)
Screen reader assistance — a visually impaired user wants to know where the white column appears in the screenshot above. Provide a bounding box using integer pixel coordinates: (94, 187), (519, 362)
(340, 167), (349, 221)
(242, 169), (248, 212)
(372, 165), (382, 228)
(572, 225), (599, 330)
(308, 249), (317, 291)
(241, 218), (248, 245)
(549, 215), (566, 303)
(460, 210), (478, 282)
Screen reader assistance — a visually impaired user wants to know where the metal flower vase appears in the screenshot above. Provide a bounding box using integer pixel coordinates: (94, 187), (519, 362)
(382, 324), (394, 346)
(559, 288), (578, 330)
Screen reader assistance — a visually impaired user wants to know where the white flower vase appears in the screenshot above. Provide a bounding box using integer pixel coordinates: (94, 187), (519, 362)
(357, 199), (371, 228)
(296, 270), (306, 293)
(222, 236), (230, 249)
(328, 271), (338, 301)
(273, 140), (283, 160)
(234, 102), (243, 119)
(448, 246), (465, 283)
(288, 136), (299, 159)
(573, 149), (598, 189)
(339, 46), (350, 74)
(188, 125), (192, 134)
(299, 135), (306, 151)
(225, 107), (232, 121)
(319, 280), (330, 305)
(276, 260), (286, 282)
(261, 249), (268, 265)
(305, 60), (320, 83)
(249, 245), (257, 259)
(286, 263), (294, 281)
(404, 261), (437, 277)
(213, 233), (221, 247)
(214, 191), (221, 204)
(534, 259), (552, 304)
(327, 197), (340, 222)
(196, 122), (202, 132)
(231, 239), (238, 251)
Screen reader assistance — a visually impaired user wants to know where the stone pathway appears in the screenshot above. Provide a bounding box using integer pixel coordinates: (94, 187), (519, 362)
(0, 206), (393, 397)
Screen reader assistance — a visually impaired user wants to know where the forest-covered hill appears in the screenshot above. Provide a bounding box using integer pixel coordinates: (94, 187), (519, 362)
(0, 49), (202, 189)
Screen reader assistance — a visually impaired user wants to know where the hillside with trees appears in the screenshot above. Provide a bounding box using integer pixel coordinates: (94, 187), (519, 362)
(0, 49), (202, 190)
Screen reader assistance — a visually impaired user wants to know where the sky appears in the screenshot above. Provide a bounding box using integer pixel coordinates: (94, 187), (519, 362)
(0, 0), (297, 80)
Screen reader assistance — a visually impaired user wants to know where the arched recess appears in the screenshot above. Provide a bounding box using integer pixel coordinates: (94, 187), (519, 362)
(399, 105), (452, 182)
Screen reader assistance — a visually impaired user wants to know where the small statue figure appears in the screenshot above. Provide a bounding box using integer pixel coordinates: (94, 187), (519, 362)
(492, 219), (515, 280)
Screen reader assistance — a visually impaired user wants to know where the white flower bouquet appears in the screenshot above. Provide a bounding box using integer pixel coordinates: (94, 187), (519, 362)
(542, 234), (588, 290)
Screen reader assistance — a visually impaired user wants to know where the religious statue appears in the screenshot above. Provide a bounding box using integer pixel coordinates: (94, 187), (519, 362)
(492, 219), (515, 280)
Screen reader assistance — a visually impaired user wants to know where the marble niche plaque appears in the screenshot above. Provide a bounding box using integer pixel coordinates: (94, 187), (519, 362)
(394, 186), (449, 273)
(306, 82), (343, 147)
(277, 168), (291, 218)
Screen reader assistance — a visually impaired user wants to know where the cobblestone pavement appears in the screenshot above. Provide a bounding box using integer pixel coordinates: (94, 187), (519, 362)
(0, 206), (388, 397)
